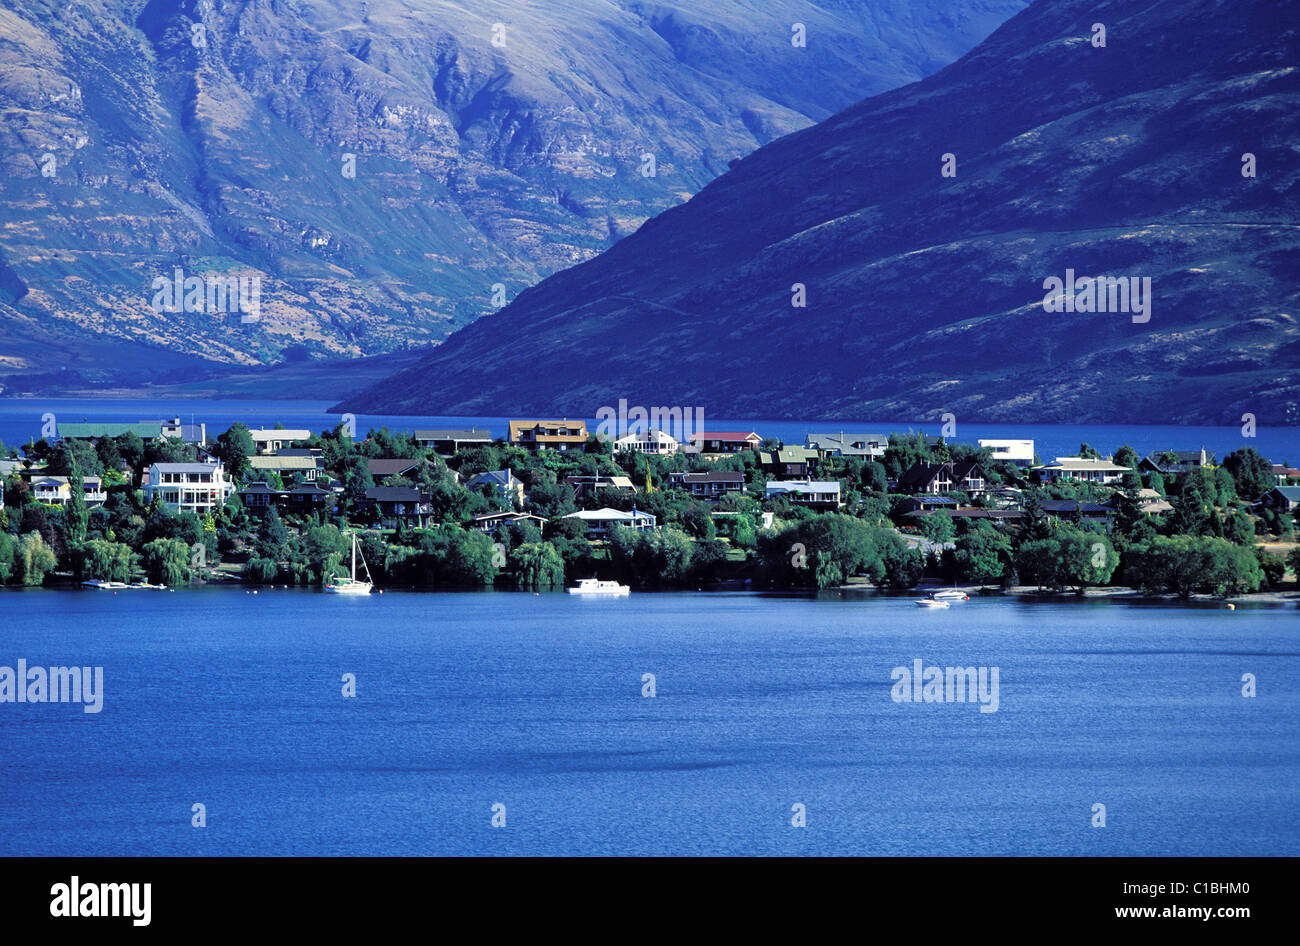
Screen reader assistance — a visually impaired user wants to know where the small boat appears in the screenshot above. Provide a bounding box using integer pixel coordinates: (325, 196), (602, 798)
(566, 578), (630, 596)
(930, 589), (970, 601)
(82, 579), (128, 590)
(325, 532), (374, 595)
(915, 598), (950, 608)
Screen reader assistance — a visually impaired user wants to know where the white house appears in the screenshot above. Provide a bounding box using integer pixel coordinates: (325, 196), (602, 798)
(145, 462), (234, 512)
(765, 479), (842, 509)
(977, 439), (1035, 466)
(1036, 457), (1132, 485)
(613, 429), (680, 455)
(249, 428), (312, 455)
(561, 507), (657, 537)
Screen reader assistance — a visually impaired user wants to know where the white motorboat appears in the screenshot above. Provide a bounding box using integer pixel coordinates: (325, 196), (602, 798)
(915, 598), (950, 608)
(82, 579), (128, 590)
(325, 533), (374, 595)
(566, 578), (630, 596)
(930, 589), (970, 601)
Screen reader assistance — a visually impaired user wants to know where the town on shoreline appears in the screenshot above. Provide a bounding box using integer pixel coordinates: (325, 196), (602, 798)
(2, 416), (1298, 601)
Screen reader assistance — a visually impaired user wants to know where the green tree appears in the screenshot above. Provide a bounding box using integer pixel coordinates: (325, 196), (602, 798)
(15, 531), (57, 585)
(512, 541), (565, 589)
(1222, 447), (1274, 502)
(215, 423), (255, 481)
(141, 537), (193, 585)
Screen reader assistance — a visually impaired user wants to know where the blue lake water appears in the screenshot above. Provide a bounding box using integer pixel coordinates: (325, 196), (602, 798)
(0, 588), (1296, 856)
(1, 396), (1298, 465)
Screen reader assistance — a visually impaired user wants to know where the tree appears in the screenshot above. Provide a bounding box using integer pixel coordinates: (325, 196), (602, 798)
(141, 538), (193, 585)
(1123, 535), (1262, 598)
(215, 423), (255, 482)
(77, 539), (135, 582)
(64, 459), (88, 546)
(256, 507), (289, 559)
(512, 541), (565, 589)
(919, 512), (954, 545)
(15, 531), (57, 585)
(953, 522), (1011, 587)
(1222, 447), (1274, 502)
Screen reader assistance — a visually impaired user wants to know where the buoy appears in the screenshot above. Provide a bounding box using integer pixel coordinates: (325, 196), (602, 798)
(1227, 603), (1235, 610)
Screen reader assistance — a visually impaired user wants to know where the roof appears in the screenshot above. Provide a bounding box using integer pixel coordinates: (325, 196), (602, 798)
(248, 428), (312, 441)
(57, 422), (162, 439)
(367, 458), (421, 477)
(761, 446), (817, 464)
(473, 511), (548, 523)
(766, 479), (841, 493)
(30, 474), (102, 485)
(565, 474), (634, 488)
(150, 462), (224, 473)
(1040, 458), (1131, 472)
(508, 420), (588, 440)
(249, 455), (319, 470)
(805, 433), (886, 453)
(897, 460), (983, 490)
(1040, 500), (1113, 514)
(562, 507), (656, 522)
(613, 429), (679, 444)
(674, 471), (744, 483)
(414, 428), (492, 441)
(364, 486), (426, 502)
(694, 431), (760, 441)
(1269, 486), (1300, 500)
(466, 469), (519, 487)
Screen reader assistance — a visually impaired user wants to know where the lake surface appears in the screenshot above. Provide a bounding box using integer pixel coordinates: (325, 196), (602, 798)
(1, 588), (1296, 856)
(1, 396), (1297, 465)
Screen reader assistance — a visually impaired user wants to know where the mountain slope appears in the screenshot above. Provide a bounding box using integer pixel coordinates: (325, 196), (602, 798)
(343, 0), (1300, 425)
(0, 0), (1026, 392)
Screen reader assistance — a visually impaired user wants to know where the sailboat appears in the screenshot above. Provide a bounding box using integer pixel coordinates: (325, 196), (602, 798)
(325, 532), (374, 595)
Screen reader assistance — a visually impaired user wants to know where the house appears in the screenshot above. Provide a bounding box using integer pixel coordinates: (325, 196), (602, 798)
(508, 420), (588, 452)
(248, 454), (324, 482)
(977, 439), (1035, 466)
(1138, 448), (1214, 475)
(561, 507), (657, 537)
(1271, 464), (1300, 485)
(366, 458), (423, 481)
(897, 461), (987, 496)
(613, 429), (680, 455)
(758, 446), (817, 478)
(156, 417), (207, 444)
(359, 486), (434, 528)
(414, 429), (493, 455)
(239, 481), (335, 517)
(805, 433), (887, 459)
(1105, 488), (1173, 516)
(1035, 457), (1131, 485)
(56, 421), (163, 441)
(666, 471), (745, 499)
(690, 431), (762, 454)
(765, 479), (842, 510)
(564, 474), (636, 502)
(144, 462), (234, 513)
(1040, 499), (1113, 521)
(903, 507), (1026, 526)
(896, 496), (960, 515)
(472, 511), (549, 535)
(465, 469), (525, 504)
(248, 427), (312, 455)
(29, 475), (107, 507)
(1257, 486), (1300, 515)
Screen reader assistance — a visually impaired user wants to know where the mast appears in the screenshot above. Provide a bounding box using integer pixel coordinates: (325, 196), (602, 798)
(351, 533), (357, 581)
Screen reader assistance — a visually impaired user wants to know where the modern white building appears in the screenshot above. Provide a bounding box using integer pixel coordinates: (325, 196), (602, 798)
(977, 439), (1035, 466)
(561, 507), (657, 537)
(144, 462), (234, 512)
(764, 479), (843, 509)
(613, 429), (680, 455)
(249, 428), (312, 454)
(1036, 457), (1131, 485)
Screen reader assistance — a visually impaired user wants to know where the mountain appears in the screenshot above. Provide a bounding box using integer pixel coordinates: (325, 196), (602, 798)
(343, 0), (1300, 426)
(0, 0), (1027, 394)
